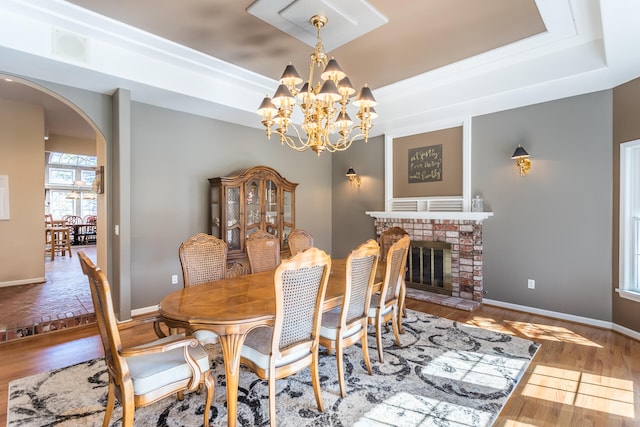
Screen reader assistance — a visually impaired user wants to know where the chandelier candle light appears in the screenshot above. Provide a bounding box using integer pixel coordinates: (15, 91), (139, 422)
(257, 15), (378, 155)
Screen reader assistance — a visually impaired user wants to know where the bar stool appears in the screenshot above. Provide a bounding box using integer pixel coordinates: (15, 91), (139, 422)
(45, 226), (72, 260)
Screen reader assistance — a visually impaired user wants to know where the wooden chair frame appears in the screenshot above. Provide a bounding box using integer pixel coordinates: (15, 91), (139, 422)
(380, 226), (410, 332)
(368, 235), (410, 363)
(240, 247), (331, 427)
(319, 239), (379, 397)
(78, 251), (215, 427)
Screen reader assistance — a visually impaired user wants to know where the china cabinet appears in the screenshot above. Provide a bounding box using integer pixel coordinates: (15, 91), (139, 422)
(209, 165), (297, 272)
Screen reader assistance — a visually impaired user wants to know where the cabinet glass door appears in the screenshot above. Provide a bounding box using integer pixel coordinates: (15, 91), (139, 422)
(245, 179), (260, 228)
(282, 189), (293, 248)
(264, 179), (279, 236)
(226, 186), (241, 250)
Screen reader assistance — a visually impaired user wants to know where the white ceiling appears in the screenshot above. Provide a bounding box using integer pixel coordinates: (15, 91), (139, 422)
(0, 0), (639, 141)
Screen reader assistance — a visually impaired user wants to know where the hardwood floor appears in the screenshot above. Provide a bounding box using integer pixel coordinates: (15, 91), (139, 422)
(1, 300), (638, 426)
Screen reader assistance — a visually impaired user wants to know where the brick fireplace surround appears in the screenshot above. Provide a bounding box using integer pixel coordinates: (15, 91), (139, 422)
(368, 211), (493, 312)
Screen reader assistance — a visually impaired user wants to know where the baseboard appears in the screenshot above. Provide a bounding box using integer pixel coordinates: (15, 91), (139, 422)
(0, 277), (46, 288)
(483, 298), (640, 341)
(612, 323), (640, 341)
(131, 305), (159, 317)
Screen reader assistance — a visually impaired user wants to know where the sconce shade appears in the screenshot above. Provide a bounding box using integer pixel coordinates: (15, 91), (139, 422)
(345, 167), (361, 188)
(511, 145), (531, 176)
(511, 146), (530, 159)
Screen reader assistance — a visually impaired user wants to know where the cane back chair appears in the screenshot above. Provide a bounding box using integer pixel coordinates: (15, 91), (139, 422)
(78, 251), (215, 427)
(319, 239), (379, 397)
(368, 235), (410, 363)
(171, 233), (229, 344)
(288, 228), (314, 256)
(380, 226), (410, 331)
(240, 247), (331, 427)
(246, 229), (280, 273)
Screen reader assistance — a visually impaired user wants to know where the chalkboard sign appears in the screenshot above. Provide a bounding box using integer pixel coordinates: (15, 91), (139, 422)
(408, 144), (443, 183)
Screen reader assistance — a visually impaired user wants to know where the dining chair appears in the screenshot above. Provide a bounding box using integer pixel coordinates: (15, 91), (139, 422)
(82, 215), (97, 244)
(246, 229), (280, 273)
(77, 251), (215, 427)
(240, 247), (331, 427)
(167, 232), (228, 344)
(44, 226), (72, 260)
(319, 239), (379, 397)
(63, 214), (83, 244)
(368, 234), (410, 363)
(179, 233), (228, 286)
(379, 226), (410, 332)
(288, 228), (314, 256)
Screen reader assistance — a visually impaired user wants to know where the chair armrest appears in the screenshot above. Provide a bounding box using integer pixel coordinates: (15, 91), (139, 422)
(120, 335), (198, 357)
(120, 335), (204, 391)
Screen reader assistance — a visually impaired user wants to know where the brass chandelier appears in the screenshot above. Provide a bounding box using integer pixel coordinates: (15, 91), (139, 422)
(257, 15), (378, 155)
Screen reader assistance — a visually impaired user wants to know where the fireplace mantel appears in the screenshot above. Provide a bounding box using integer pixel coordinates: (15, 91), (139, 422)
(366, 211), (493, 221)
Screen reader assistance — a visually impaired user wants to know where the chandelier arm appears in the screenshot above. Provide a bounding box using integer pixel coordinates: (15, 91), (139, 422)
(279, 124), (311, 152)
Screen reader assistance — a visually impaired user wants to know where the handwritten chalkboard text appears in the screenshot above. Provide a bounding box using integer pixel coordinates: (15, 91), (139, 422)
(408, 144), (443, 183)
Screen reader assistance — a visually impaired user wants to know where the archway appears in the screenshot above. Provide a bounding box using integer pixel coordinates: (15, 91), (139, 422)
(0, 74), (109, 339)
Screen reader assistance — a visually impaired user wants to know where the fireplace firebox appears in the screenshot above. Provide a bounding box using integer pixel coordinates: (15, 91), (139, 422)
(406, 241), (452, 295)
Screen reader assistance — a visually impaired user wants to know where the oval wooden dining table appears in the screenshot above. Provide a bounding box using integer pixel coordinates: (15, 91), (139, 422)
(159, 258), (363, 427)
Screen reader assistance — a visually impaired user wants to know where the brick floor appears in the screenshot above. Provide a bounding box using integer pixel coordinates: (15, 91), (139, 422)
(0, 246), (96, 342)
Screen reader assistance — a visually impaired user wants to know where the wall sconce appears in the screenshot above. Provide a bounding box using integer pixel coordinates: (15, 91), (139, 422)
(511, 145), (531, 176)
(345, 167), (361, 188)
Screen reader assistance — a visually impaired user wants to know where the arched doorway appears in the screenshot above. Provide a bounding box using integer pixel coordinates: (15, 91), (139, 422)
(0, 74), (108, 340)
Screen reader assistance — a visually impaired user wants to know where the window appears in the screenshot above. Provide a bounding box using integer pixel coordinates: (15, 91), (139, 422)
(81, 195), (97, 218)
(49, 168), (75, 185)
(45, 152), (98, 219)
(48, 190), (96, 218)
(80, 169), (96, 186)
(48, 152), (97, 167)
(49, 190), (74, 219)
(619, 139), (640, 302)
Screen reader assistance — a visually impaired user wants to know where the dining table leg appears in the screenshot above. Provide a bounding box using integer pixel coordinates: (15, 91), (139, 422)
(217, 332), (248, 427)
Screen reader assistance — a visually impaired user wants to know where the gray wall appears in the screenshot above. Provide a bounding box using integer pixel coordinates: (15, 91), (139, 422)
(129, 102), (332, 308)
(472, 91), (613, 320)
(331, 135), (385, 258)
(333, 91), (614, 322)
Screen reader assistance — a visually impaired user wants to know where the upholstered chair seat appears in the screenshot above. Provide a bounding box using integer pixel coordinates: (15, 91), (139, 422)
(320, 307), (364, 341)
(124, 335), (211, 395)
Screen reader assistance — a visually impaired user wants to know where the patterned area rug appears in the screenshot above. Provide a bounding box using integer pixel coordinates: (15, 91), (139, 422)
(8, 310), (540, 426)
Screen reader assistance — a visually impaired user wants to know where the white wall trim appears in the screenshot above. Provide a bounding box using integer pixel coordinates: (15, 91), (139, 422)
(612, 323), (640, 342)
(484, 298), (640, 341)
(484, 297), (620, 327)
(131, 304), (159, 317)
(0, 277), (45, 288)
